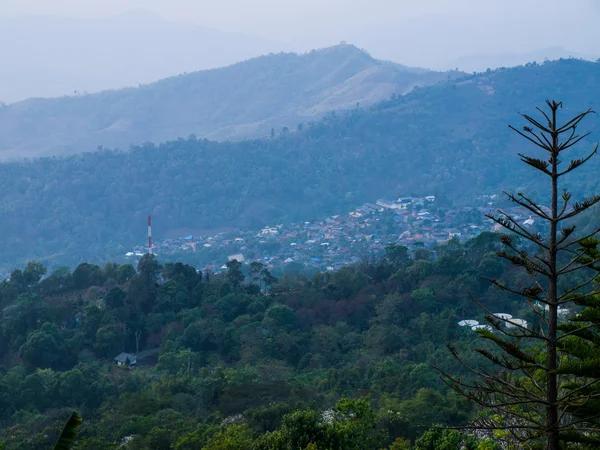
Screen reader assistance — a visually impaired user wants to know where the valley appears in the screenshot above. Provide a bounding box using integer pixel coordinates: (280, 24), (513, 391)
(1, 15), (600, 447)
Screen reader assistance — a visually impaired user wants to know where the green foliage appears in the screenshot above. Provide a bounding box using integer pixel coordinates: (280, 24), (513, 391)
(264, 304), (297, 328)
(413, 428), (498, 450)
(255, 398), (384, 450)
(53, 411), (83, 450)
(20, 323), (72, 369)
(203, 424), (254, 450)
(0, 237), (544, 447)
(225, 260), (245, 288)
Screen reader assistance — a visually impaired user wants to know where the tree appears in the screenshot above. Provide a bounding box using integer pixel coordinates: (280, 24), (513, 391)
(249, 261), (264, 289)
(226, 259), (245, 288)
(439, 101), (600, 448)
(261, 267), (277, 291)
(264, 304), (296, 329)
(9, 269), (26, 291)
(22, 262), (47, 287)
(53, 411), (82, 450)
(384, 244), (410, 267)
(73, 263), (104, 289)
(138, 254), (161, 283)
(202, 424), (254, 450)
(94, 324), (126, 357)
(104, 287), (126, 309)
(553, 237), (600, 444)
(20, 323), (70, 369)
(2, 293), (49, 341)
(254, 397), (384, 450)
(117, 264), (136, 284)
(39, 266), (73, 294)
(413, 428), (496, 450)
(102, 262), (120, 282)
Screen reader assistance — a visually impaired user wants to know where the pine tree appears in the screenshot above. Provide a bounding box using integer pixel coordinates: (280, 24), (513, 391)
(554, 236), (600, 446)
(438, 101), (600, 449)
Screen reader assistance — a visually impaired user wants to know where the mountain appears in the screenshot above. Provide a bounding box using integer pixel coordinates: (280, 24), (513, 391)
(0, 43), (458, 159)
(449, 47), (599, 73)
(0, 58), (599, 270)
(352, 12), (600, 71)
(0, 10), (289, 104)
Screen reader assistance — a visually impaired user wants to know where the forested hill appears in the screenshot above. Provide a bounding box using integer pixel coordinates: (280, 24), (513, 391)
(1, 58), (600, 271)
(0, 44), (456, 159)
(0, 239), (508, 448)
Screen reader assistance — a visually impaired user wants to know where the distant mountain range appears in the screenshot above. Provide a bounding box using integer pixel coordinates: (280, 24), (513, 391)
(0, 58), (599, 271)
(0, 10), (288, 104)
(352, 12), (600, 71)
(0, 44), (461, 159)
(449, 47), (599, 73)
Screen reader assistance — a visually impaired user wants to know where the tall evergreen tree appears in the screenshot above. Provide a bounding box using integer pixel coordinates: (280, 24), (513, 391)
(439, 101), (600, 449)
(554, 236), (600, 446)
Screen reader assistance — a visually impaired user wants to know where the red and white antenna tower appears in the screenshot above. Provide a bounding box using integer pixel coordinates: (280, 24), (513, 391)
(148, 215), (153, 255)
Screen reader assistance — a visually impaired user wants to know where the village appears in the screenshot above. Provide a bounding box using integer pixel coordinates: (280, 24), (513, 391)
(125, 194), (546, 275)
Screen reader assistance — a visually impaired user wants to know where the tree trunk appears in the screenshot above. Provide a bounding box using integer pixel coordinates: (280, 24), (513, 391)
(547, 109), (559, 450)
(135, 330), (142, 355)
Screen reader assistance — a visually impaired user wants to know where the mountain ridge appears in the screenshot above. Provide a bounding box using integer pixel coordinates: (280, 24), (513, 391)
(0, 10), (290, 104)
(0, 44), (459, 159)
(0, 59), (598, 271)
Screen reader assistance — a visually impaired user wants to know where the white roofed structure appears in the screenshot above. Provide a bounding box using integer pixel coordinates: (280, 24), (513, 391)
(506, 318), (528, 329)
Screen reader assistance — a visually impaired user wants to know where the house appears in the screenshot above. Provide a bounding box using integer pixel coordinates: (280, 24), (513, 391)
(364, 203), (383, 212)
(397, 197), (415, 205)
(447, 229), (462, 238)
(114, 352), (137, 367)
(260, 227), (279, 236)
(228, 254), (245, 262)
(376, 199), (397, 209)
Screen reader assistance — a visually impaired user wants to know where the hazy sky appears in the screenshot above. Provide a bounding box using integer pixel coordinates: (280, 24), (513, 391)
(4, 0), (599, 52)
(1, 0), (599, 102)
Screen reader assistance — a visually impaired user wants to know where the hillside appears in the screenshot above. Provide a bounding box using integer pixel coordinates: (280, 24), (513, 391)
(449, 46), (599, 72)
(0, 44), (457, 159)
(0, 240), (507, 448)
(0, 59), (599, 270)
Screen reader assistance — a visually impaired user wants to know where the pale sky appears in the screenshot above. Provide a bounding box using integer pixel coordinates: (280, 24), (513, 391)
(3, 0), (598, 50)
(1, 0), (599, 102)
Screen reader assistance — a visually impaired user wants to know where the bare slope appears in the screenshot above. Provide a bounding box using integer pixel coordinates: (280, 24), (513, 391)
(0, 44), (458, 159)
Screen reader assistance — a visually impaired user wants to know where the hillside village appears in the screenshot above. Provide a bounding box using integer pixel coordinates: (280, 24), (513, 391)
(125, 194), (546, 274)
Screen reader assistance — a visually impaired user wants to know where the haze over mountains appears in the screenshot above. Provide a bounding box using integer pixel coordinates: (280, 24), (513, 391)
(3, 5), (600, 104)
(0, 10), (288, 104)
(1, 58), (599, 271)
(448, 47), (599, 73)
(0, 44), (460, 159)
(352, 14), (600, 72)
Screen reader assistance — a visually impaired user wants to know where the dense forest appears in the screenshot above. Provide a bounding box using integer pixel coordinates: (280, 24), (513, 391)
(0, 59), (599, 272)
(0, 44), (457, 158)
(0, 235), (515, 449)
